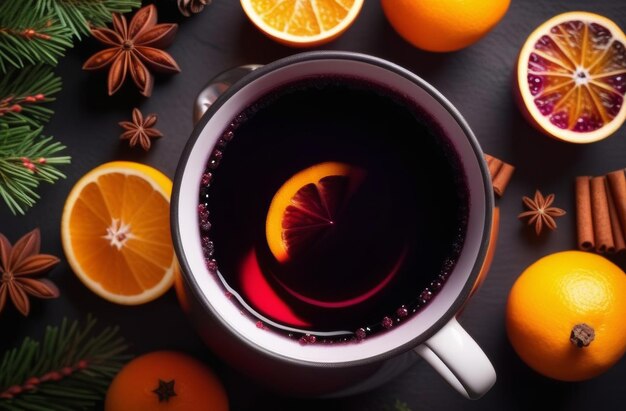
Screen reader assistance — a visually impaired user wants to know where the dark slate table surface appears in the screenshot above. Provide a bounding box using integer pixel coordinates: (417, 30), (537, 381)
(3, 1), (626, 410)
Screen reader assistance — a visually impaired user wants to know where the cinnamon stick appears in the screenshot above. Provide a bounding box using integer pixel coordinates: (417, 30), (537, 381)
(590, 176), (614, 254)
(605, 179), (626, 253)
(607, 169), (626, 241)
(484, 154), (515, 197)
(485, 154), (503, 179)
(576, 176), (594, 251)
(493, 163), (515, 197)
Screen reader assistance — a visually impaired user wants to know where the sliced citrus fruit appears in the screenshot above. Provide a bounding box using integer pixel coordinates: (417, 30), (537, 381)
(516, 11), (626, 143)
(61, 161), (177, 305)
(240, 0), (364, 48)
(266, 162), (361, 263)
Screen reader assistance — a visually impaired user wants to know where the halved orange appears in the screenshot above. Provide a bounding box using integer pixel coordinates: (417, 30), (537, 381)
(240, 0), (364, 47)
(266, 162), (362, 263)
(516, 11), (626, 143)
(61, 161), (177, 305)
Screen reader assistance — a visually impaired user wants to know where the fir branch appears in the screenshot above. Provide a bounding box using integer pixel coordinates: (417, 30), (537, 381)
(0, 125), (71, 215)
(0, 65), (61, 129)
(35, 0), (142, 39)
(0, 2), (73, 73)
(0, 315), (130, 411)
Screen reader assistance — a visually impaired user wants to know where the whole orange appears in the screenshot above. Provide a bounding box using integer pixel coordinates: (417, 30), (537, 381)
(381, 0), (510, 52)
(506, 251), (626, 381)
(105, 351), (229, 411)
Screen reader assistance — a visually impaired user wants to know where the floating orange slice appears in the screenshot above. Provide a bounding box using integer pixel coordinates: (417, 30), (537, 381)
(240, 0), (364, 47)
(61, 161), (177, 305)
(516, 11), (626, 143)
(266, 162), (362, 263)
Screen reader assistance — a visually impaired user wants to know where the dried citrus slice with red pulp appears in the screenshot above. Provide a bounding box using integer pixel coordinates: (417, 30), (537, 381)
(516, 11), (626, 143)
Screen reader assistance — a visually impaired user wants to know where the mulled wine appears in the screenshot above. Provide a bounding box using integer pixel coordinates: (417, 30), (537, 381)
(198, 76), (468, 343)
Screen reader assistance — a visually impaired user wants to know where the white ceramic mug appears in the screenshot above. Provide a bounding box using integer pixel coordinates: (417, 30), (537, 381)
(172, 51), (496, 399)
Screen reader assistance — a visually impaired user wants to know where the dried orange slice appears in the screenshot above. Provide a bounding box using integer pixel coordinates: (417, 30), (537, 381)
(266, 162), (362, 263)
(240, 0), (364, 47)
(516, 12), (626, 143)
(61, 161), (177, 305)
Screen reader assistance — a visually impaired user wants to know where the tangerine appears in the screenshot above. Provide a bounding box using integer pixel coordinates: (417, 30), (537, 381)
(506, 251), (626, 381)
(105, 351), (229, 411)
(381, 0), (510, 52)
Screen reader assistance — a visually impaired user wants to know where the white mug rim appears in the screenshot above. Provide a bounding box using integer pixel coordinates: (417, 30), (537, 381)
(171, 51), (494, 367)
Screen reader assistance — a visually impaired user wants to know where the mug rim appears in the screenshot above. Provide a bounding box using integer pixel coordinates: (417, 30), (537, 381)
(171, 50), (494, 368)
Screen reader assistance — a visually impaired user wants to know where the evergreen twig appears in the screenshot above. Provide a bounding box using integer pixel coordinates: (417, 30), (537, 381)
(35, 0), (142, 39)
(0, 125), (71, 215)
(0, 0), (141, 72)
(0, 315), (131, 411)
(0, 2), (73, 73)
(0, 65), (61, 129)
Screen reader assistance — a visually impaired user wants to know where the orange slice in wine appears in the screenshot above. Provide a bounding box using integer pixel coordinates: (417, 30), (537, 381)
(516, 12), (626, 143)
(265, 162), (362, 263)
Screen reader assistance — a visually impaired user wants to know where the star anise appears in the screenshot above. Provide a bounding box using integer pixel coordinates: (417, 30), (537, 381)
(82, 4), (180, 97)
(518, 190), (567, 235)
(0, 229), (60, 316)
(119, 108), (163, 151)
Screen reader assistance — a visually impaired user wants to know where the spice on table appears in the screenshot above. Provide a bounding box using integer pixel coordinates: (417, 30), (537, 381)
(0, 228), (60, 316)
(576, 169), (626, 255)
(607, 170), (626, 240)
(484, 154), (515, 197)
(576, 176), (594, 251)
(518, 190), (566, 236)
(119, 108), (163, 151)
(590, 176), (614, 254)
(605, 183), (626, 253)
(82, 4), (180, 97)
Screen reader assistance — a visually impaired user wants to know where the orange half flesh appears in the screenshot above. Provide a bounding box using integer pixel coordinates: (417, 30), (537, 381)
(517, 11), (626, 143)
(61, 161), (177, 305)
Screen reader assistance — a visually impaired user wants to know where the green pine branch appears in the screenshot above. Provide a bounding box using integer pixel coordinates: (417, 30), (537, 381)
(0, 315), (131, 411)
(0, 2), (73, 73)
(0, 0), (141, 72)
(34, 0), (142, 39)
(0, 65), (61, 129)
(0, 125), (71, 215)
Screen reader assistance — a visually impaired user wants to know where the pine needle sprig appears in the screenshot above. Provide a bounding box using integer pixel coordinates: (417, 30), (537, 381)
(0, 65), (61, 129)
(0, 125), (71, 215)
(0, 2), (73, 73)
(0, 315), (131, 411)
(34, 0), (142, 39)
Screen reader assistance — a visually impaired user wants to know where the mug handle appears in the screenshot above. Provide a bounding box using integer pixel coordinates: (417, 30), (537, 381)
(413, 317), (496, 399)
(193, 64), (263, 124)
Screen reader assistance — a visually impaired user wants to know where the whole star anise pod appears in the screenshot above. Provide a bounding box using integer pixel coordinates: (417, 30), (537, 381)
(82, 4), (180, 97)
(518, 190), (567, 235)
(178, 0), (211, 16)
(0, 229), (60, 316)
(119, 108), (163, 151)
